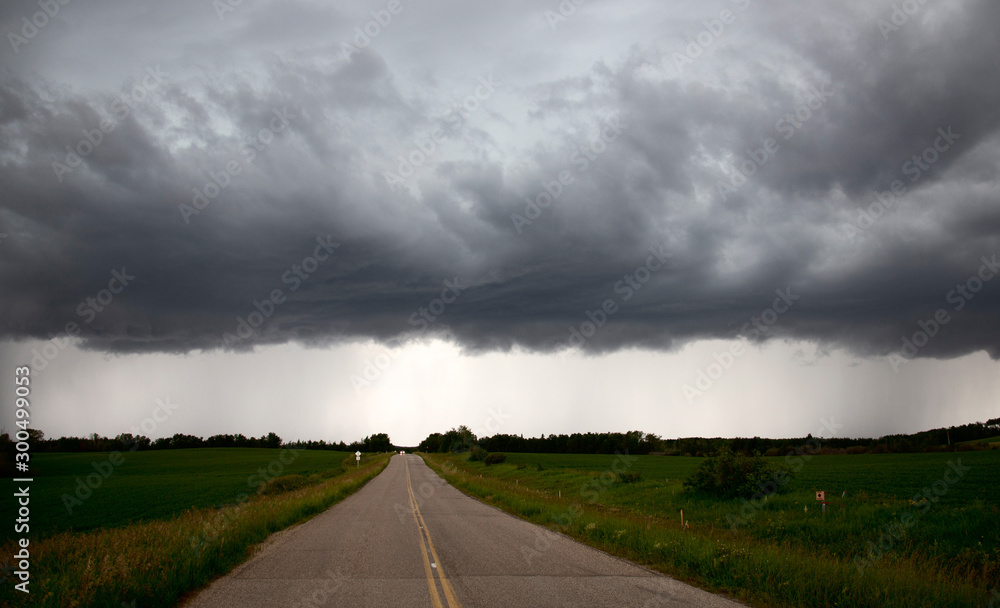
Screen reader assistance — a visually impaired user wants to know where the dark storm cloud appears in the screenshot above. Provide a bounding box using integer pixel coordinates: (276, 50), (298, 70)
(1, 0), (998, 362)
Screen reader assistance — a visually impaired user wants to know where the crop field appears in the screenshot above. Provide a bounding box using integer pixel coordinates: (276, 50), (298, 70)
(424, 450), (1000, 608)
(1, 448), (350, 539)
(501, 450), (1000, 503)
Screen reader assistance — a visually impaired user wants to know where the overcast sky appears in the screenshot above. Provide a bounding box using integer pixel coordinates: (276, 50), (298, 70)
(1, 0), (998, 446)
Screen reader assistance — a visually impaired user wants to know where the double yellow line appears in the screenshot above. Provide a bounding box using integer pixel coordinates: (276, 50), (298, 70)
(405, 456), (462, 608)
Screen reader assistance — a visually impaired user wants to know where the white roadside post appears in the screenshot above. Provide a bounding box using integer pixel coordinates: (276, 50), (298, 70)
(356, 450), (361, 468)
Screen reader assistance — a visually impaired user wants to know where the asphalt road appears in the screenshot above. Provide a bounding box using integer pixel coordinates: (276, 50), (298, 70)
(184, 454), (746, 608)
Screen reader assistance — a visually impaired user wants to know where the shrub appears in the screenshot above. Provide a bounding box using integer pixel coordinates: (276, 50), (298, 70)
(516, 463), (527, 470)
(484, 452), (507, 465)
(536, 463), (545, 471)
(468, 446), (488, 461)
(616, 471), (641, 484)
(686, 447), (792, 500)
(259, 474), (309, 495)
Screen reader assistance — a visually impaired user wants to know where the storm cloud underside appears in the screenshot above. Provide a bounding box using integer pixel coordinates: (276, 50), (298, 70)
(2, 0), (999, 364)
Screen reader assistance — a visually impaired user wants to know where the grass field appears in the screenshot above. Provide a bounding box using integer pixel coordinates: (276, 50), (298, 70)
(2, 448), (353, 539)
(961, 435), (1000, 445)
(422, 450), (1000, 608)
(0, 449), (391, 608)
(498, 450), (1000, 503)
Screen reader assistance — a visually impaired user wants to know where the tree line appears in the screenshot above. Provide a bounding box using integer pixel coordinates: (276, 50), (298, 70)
(418, 427), (664, 455)
(0, 430), (395, 454)
(419, 419), (1000, 457)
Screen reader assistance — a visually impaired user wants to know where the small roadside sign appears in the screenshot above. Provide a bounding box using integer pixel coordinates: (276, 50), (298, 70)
(816, 490), (829, 516)
(355, 450), (361, 467)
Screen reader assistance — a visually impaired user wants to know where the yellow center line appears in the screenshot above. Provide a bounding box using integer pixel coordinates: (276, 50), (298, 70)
(406, 457), (444, 608)
(414, 501), (462, 607)
(406, 456), (463, 608)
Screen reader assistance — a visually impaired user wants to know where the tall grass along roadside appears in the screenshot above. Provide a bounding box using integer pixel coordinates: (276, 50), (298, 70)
(0, 452), (391, 608)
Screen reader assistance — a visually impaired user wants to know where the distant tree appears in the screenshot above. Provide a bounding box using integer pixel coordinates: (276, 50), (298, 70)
(151, 436), (171, 449)
(207, 434), (235, 448)
(116, 433), (150, 451)
(641, 432), (664, 454)
(419, 432), (444, 452)
(442, 426), (477, 453)
(265, 432), (282, 449)
(167, 433), (203, 449)
(362, 433), (392, 452)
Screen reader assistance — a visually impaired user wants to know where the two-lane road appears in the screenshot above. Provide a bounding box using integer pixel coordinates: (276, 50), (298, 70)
(185, 454), (745, 607)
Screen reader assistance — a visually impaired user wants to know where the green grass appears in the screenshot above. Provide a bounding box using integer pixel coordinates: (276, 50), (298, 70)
(500, 451), (1000, 503)
(960, 435), (1000, 445)
(1, 448), (350, 539)
(0, 450), (391, 608)
(423, 451), (1000, 608)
